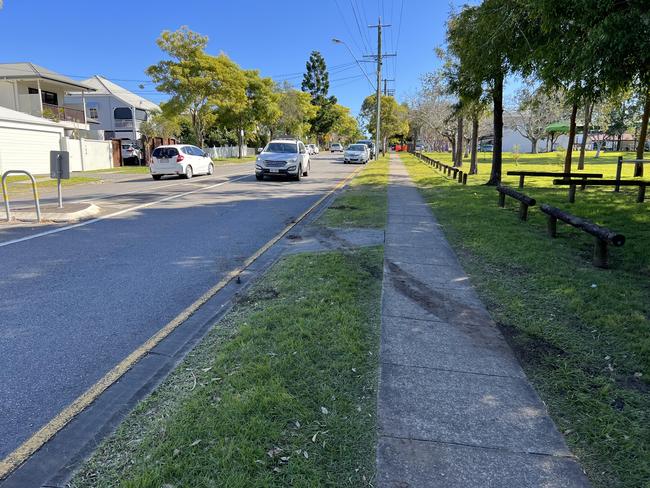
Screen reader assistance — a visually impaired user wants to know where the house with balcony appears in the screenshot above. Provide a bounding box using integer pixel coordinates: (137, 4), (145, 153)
(0, 62), (95, 133)
(65, 75), (160, 143)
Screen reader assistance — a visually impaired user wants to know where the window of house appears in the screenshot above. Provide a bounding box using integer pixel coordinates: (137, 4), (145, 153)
(135, 108), (148, 121)
(114, 107), (132, 120)
(88, 106), (99, 119)
(28, 87), (58, 105)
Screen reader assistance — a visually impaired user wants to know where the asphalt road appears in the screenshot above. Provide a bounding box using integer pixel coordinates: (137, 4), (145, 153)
(0, 153), (356, 460)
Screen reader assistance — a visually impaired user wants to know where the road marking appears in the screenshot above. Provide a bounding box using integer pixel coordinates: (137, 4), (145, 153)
(68, 168), (252, 205)
(0, 164), (363, 479)
(0, 174), (251, 249)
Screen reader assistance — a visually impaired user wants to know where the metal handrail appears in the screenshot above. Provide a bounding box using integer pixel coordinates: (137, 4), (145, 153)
(2, 170), (41, 223)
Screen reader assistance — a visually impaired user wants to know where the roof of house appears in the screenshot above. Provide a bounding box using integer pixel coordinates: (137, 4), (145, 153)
(0, 63), (94, 91)
(73, 75), (160, 112)
(0, 105), (62, 128)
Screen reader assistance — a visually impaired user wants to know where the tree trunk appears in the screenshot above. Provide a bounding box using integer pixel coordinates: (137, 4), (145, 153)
(578, 101), (593, 170)
(487, 71), (504, 186)
(564, 101), (579, 174)
(470, 115), (479, 174)
(449, 138), (456, 164)
(531, 138), (537, 154)
(595, 140), (602, 158)
(617, 134), (622, 151)
(635, 90), (649, 176)
(456, 117), (464, 167)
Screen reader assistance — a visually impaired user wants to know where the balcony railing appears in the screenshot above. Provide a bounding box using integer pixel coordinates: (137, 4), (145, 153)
(42, 103), (86, 124)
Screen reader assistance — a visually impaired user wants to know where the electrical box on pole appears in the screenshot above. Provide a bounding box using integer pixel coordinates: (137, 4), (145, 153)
(50, 150), (70, 208)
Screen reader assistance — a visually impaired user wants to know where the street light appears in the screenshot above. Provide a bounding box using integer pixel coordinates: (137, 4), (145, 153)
(332, 38), (375, 91)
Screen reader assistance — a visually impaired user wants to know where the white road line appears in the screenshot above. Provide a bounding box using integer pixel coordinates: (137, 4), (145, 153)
(67, 169), (251, 205)
(0, 175), (251, 249)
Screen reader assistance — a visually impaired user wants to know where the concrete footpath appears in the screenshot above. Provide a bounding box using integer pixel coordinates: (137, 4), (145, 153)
(376, 155), (591, 487)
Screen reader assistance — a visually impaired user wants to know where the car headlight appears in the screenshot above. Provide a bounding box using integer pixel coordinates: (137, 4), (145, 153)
(287, 165), (296, 171)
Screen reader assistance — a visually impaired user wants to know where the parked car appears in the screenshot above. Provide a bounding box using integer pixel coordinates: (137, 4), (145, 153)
(150, 145), (214, 180)
(479, 144), (494, 152)
(330, 143), (343, 153)
(121, 141), (142, 164)
(356, 139), (376, 158)
(344, 144), (370, 164)
(309, 144), (320, 154)
(255, 139), (310, 181)
(415, 143), (425, 152)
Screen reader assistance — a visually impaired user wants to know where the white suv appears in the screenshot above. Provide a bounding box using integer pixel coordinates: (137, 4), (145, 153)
(255, 139), (310, 181)
(150, 145), (214, 180)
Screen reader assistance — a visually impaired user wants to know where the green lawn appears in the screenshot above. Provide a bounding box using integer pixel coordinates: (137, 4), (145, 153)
(212, 156), (256, 165)
(1, 176), (100, 201)
(69, 247), (383, 488)
(401, 152), (650, 488)
(321, 156), (389, 228)
(424, 150), (644, 184)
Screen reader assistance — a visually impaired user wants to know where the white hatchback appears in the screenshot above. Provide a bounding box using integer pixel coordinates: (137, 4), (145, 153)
(150, 145), (214, 180)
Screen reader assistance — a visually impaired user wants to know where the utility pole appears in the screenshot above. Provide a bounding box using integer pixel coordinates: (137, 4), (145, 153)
(366, 18), (395, 159)
(382, 79), (395, 96)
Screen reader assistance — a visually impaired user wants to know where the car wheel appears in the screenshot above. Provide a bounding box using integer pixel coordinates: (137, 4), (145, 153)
(255, 173), (264, 181)
(184, 166), (193, 179)
(303, 163), (309, 177)
(152, 174), (162, 180)
(295, 165), (302, 181)
(207, 163), (214, 175)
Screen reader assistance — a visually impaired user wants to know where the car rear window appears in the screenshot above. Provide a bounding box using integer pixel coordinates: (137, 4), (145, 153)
(152, 147), (179, 158)
(265, 142), (298, 153)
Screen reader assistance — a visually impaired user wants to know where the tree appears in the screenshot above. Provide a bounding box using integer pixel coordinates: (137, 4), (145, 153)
(446, 1), (531, 185)
(360, 94), (409, 152)
(302, 51), (338, 143)
(147, 26), (247, 147)
(139, 111), (180, 141)
(507, 87), (566, 154)
(272, 83), (318, 139)
(328, 104), (362, 144)
(218, 70), (280, 157)
(302, 51), (330, 100)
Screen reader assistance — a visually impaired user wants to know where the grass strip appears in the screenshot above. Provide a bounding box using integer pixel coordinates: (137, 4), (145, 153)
(321, 156), (389, 229)
(69, 246), (383, 488)
(400, 152), (649, 488)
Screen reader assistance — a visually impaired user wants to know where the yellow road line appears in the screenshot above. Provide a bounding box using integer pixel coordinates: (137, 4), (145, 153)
(0, 164), (363, 479)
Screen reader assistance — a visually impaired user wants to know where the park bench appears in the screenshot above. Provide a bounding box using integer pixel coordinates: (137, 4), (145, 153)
(507, 170), (603, 189)
(615, 156), (650, 191)
(496, 185), (536, 220)
(553, 179), (649, 203)
(540, 204), (625, 268)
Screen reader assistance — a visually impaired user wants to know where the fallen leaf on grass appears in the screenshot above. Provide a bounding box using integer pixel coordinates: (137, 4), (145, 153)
(320, 406), (329, 415)
(267, 446), (283, 458)
(190, 439), (201, 447)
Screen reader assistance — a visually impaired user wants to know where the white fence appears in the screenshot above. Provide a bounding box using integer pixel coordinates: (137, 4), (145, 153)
(204, 145), (256, 159)
(62, 137), (113, 171)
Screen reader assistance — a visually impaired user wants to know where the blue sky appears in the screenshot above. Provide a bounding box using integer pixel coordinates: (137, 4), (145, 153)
(0, 0), (461, 116)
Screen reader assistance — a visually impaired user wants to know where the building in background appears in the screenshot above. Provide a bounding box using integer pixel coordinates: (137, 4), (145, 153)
(66, 75), (160, 144)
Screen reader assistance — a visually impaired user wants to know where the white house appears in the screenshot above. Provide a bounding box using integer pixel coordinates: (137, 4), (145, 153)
(0, 63), (95, 134)
(65, 75), (160, 143)
(0, 63), (115, 174)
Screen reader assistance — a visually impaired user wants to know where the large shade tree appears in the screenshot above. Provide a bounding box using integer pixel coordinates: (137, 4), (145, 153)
(147, 26), (247, 147)
(446, 1), (531, 185)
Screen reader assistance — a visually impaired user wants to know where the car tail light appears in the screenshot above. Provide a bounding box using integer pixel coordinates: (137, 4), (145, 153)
(176, 154), (184, 162)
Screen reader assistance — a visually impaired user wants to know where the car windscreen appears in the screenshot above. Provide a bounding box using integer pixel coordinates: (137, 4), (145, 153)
(348, 145), (366, 151)
(357, 141), (374, 147)
(264, 142), (298, 153)
(152, 147), (179, 158)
